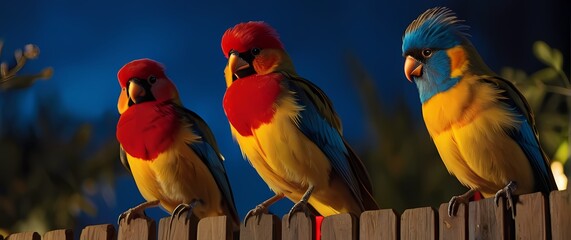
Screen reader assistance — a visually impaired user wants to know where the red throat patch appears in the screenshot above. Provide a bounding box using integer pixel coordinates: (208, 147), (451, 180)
(223, 73), (283, 136)
(116, 102), (179, 160)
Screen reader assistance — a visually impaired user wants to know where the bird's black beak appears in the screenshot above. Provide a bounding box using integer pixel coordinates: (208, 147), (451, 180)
(228, 51), (256, 81)
(127, 78), (154, 105)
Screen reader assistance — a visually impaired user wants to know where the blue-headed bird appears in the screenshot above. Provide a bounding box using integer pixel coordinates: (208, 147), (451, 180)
(115, 59), (239, 229)
(220, 22), (379, 222)
(402, 7), (558, 217)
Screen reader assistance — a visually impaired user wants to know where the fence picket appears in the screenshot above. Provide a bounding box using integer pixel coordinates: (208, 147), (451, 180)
(515, 192), (548, 239)
(197, 216), (232, 240)
(43, 229), (73, 240)
(80, 224), (116, 240)
(401, 207), (437, 240)
(118, 218), (156, 240)
(4, 232), (40, 240)
(281, 213), (315, 240)
(158, 215), (199, 240)
(240, 214), (281, 240)
(468, 197), (509, 240)
(359, 209), (398, 240)
(550, 189), (571, 240)
(439, 203), (467, 240)
(320, 213), (357, 240)
(1, 190), (569, 240)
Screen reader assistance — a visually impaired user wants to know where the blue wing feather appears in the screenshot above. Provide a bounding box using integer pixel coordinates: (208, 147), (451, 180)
(177, 107), (240, 223)
(484, 77), (558, 193)
(285, 79), (365, 209)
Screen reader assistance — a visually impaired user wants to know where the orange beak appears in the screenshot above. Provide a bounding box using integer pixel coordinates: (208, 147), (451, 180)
(117, 88), (129, 114)
(404, 56), (423, 82)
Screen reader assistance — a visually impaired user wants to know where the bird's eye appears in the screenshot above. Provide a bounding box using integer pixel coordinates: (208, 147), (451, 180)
(251, 48), (261, 56)
(148, 75), (157, 84)
(422, 49), (433, 58)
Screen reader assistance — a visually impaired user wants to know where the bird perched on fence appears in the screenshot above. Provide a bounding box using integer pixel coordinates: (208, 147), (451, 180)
(115, 59), (239, 229)
(220, 21), (379, 223)
(402, 7), (558, 218)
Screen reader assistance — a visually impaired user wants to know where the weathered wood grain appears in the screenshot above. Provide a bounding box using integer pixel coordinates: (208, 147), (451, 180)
(281, 213), (315, 240)
(118, 217), (156, 240)
(197, 216), (231, 240)
(5, 232), (40, 240)
(240, 213), (281, 240)
(439, 202), (467, 240)
(468, 197), (509, 240)
(80, 224), (116, 240)
(550, 189), (571, 240)
(515, 192), (547, 240)
(158, 214), (198, 240)
(359, 209), (398, 240)
(43, 229), (73, 240)
(401, 207), (437, 240)
(321, 213), (357, 240)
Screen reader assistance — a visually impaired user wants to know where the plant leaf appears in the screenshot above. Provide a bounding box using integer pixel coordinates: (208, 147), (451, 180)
(552, 49), (563, 71)
(533, 41), (554, 67)
(531, 68), (558, 83)
(554, 140), (569, 165)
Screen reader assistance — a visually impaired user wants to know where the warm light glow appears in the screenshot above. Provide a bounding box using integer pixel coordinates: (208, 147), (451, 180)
(552, 161), (568, 190)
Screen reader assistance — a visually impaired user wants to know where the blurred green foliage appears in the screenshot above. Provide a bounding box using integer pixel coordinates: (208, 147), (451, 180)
(0, 42), (120, 235)
(501, 41), (570, 165)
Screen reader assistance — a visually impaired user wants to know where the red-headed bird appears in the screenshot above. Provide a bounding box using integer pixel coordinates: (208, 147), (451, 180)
(115, 59), (239, 228)
(220, 22), (379, 222)
(402, 7), (558, 217)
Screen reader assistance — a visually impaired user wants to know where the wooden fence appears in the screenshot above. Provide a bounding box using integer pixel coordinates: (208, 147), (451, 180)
(1, 190), (570, 240)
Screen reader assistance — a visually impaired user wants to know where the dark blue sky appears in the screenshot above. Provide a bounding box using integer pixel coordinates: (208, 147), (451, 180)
(1, 0), (568, 230)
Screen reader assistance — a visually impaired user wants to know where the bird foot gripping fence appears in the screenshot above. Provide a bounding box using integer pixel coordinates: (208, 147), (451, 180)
(2, 190), (570, 240)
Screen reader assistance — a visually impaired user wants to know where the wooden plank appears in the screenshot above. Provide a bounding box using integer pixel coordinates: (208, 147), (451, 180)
(4, 232), (40, 240)
(43, 229), (73, 240)
(281, 213), (315, 240)
(321, 213), (357, 240)
(118, 218), (156, 240)
(400, 207), (437, 240)
(158, 214), (199, 240)
(80, 224), (116, 240)
(240, 213), (281, 240)
(439, 203), (467, 240)
(550, 190), (571, 240)
(197, 216), (231, 240)
(359, 209), (398, 240)
(515, 192), (547, 239)
(468, 197), (509, 240)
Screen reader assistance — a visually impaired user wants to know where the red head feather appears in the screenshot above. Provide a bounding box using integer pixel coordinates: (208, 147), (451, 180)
(221, 21), (284, 58)
(117, 58), (167, 88)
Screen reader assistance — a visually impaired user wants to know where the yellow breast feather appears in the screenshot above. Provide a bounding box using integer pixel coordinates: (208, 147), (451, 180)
(422, 75), (533, 196)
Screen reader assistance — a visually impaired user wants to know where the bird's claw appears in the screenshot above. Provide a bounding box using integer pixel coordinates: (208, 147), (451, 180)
(170, 203), (192, 226)
(447, 189), (475, 217)
(244, 204), (268, 226)
(169, 201), (199, 228)
(117, 200), (158, 225)
(287, 200), (311, 226)
(117, 208), (144, 225)
(494, 181), (517, 219)
(448, 195), (469, 217)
